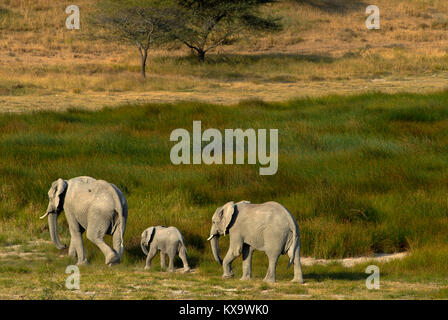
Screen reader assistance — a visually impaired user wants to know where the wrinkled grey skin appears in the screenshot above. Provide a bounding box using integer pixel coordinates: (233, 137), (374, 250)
(207, 201), (304, 283)
(141, 226), (190, 273)
(40, 176), (128, 266)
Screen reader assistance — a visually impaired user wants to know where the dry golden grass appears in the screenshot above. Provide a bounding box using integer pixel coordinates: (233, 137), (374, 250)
(1, 0), (448, 112)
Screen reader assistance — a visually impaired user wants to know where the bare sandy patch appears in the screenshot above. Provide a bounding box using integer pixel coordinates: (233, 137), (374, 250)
(301, 252), (408, 267)
(0, 240), (51, 260)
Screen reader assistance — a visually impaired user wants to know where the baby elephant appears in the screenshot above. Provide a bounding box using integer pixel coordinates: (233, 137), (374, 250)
(141, 226), (190, 273)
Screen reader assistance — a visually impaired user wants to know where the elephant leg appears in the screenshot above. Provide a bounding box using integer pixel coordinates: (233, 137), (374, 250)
(167, 248), (176, 272)
(240, 244), (254, 280)
(160, 252), (166, 269)
(222, 245), (241, 279)
(178, 244), (191, 273)
(291, 245), (304, 283)
(145, 247), (157, 270)
(263, 252), (279, 283)
(65, 213), (86, 265)
(68, 238), (77, 259)
(86, 223), (118, 266)
(69, 228), (87, 265)
(112, 228), (123, 259)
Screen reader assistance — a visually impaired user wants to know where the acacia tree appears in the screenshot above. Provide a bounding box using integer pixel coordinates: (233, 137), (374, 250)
(92, 0), (176, 78)
(173, 0), (282, 62)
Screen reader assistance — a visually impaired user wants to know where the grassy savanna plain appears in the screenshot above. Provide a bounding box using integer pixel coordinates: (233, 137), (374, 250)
(1, 0), (448, 300)
(0, 0), (448, 112)
(1, 92), (448, 299)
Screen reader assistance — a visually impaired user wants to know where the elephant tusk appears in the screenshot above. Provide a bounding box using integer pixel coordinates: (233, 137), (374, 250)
(207, 235), (214, 241)
(39, 212), (49, 219)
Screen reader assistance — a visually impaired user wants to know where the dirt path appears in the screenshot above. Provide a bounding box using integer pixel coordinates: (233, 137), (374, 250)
(1, 75), (447, 113)
(0, 240), (50, 260)
(301, 252), (408, 267)
(0, 240), (408, 267)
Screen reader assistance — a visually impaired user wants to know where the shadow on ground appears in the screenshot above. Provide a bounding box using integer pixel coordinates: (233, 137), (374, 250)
(157, 52), (336, 65)
(295, 0), (366, 13)
(124, 243), (201, 269)
(305, 271), (369, 282)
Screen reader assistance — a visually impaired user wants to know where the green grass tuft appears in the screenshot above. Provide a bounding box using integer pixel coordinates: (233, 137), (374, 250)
(1, 91), (448, 263)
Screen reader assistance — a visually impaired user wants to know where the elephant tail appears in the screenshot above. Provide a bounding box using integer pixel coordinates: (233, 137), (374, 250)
(178, 231), (188, 255)
(284, 207), (300, 269)
(178, 241), (187, 255)
(110, 183), (128, 259)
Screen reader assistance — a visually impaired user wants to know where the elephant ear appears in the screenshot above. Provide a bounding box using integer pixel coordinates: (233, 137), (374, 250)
(53, 178), (68, 210)
(220, 201), (235, 235)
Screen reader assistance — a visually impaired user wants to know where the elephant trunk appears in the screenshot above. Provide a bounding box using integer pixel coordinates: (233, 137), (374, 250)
(48, 213), (66, 250)
(209, 235), (222, 265)
(141, 239), (149, 256)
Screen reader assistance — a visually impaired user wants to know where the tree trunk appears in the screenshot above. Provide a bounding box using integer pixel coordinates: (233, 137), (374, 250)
(197, 49), (205, 63)
(139, 47), (149, 79)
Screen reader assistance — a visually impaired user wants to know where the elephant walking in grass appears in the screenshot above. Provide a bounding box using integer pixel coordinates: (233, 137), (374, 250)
(40, 176), (128, 266)
(141, 226), (190, 273)
(207, 201), (304, 283)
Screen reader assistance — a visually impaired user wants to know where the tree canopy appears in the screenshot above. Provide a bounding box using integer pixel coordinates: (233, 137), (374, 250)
(91, 0), (282, 78)
(173, 0), (282, 61)
(93, 0), (177, 78)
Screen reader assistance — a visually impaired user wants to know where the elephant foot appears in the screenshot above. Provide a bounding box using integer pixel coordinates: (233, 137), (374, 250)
(263, 277), (276, 283)
(105, 254), (120, 266)
(167, 268), (175, 273)
(144, 265), (151, 270)
(222, 272), (234, 279)
(183, 267), (191, 273)
(240, 276), (252, 281)
(106, 259), (120, 267)
(76, 259), (88, 266)
(107, 262), (119, 267)
(291, 278), (304, 284)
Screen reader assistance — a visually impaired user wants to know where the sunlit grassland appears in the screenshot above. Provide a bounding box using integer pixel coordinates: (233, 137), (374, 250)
(1, 91), (448, 298)
(1, 91), (448, 258)
(3, 49), (448, 96)
(1, 0), (448, 299)
(1, 0), (448, 110)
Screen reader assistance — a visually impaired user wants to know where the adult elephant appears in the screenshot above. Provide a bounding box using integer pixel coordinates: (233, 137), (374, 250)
(40, 176), (128, 266)
(207, 201), (304, 283)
